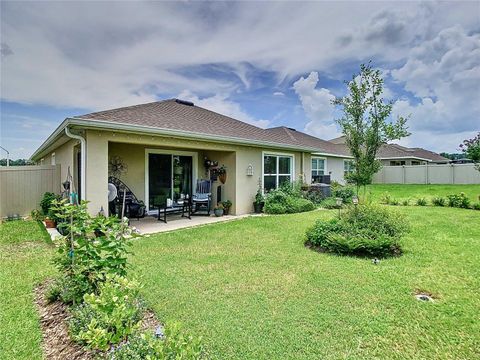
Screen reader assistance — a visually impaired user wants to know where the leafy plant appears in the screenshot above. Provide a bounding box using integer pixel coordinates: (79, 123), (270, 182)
(447, 193), (471, 208)
(380, 192), (391, 205)
(459, 132), (480, 171)
(332, 62), (410, 195)
(432, 197), (446, 207)
(305, 204), (409, 257)
(320, 197), (341, 209)
(107, 323), (205, 359)
(40, 192), (60, 216)
(69, 276), (145, 351)
(401, 199), (410, 206)
(263, 187), (315, 214)
(51, 199), (134, 304)
(332, 186), (355, 204)
(416, 198), (427, 206)
(390, 198), (399, 206)
(30, 209), (44, 221)
(254, 178), (264, 205)
(472, 203), (480, 211)
(221, 200), (232, 208)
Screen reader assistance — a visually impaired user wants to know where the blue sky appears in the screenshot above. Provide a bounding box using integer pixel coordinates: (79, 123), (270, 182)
(1, 1), (479, 159)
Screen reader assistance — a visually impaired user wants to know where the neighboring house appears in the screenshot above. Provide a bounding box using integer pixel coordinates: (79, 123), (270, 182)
(329, 136), (449, 166)
(31, 99), (353, 216)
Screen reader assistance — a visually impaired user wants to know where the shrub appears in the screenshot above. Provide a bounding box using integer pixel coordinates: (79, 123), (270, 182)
(107, 323), (205, 359)
(332, 186), (355, 204)
(319, 197), (341, 209)
(432, 197), (446, 207)
(380, 192), (391, 205)
(473, 203), (480, 211)
(263, 187), (315, 214)
(447, 193), (471, 208)
(390, 198), (399, 206)
(69, 276), (145, 351)
(416, 198), (427, 206)
(401, 199), (410, 206)
(305, 204), (408, 257)
(40, 192), (60, 216)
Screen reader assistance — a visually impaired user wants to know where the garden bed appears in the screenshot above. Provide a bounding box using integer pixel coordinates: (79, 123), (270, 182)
(34, 279), (161, 360)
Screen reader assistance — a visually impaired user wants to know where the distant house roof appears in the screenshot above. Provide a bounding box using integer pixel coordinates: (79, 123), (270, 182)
(329, 135), (448, 163)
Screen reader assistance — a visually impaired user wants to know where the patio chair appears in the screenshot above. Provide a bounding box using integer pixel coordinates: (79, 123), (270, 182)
(192, 179), (212, 216)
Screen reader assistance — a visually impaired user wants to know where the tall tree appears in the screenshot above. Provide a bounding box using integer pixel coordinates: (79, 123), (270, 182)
(333, 63), (410, 195)
(459, 132), (480, 171)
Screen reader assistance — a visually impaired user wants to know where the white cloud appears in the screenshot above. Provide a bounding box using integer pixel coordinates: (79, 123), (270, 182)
(177, 90), (270, 129)
(391, 25), (480, 136)
(273, 92), (284, 96)
(293, 72), (339, 140)
(1, 1), (478, 110)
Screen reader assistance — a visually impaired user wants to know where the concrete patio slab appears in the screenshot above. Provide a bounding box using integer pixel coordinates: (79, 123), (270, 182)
(130, 213), (253, 235)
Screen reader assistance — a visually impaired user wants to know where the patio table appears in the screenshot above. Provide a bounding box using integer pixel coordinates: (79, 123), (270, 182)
(156, 201), (192, 223)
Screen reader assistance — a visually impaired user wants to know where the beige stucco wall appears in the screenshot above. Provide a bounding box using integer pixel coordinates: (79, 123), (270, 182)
(44, 129), (353, 215)
(43, 139), (78, 193)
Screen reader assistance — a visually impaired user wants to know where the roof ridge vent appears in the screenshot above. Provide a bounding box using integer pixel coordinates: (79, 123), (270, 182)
(286, 127), (296, 131)
(175, 99), (194, 106)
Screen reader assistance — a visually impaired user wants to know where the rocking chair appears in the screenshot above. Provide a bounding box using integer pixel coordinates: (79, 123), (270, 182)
(191, 179), (212, 216)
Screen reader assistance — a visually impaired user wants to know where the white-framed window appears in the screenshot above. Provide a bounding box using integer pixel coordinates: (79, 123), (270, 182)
(311, 157), (326, 178)
(263, 153), (294, 192)
(51, 153), (56, 165)
(344, 160), (355, 177)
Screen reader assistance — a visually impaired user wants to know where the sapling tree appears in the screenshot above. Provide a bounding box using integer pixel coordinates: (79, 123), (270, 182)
(459, 132), (480, 171)
(333, 63), (410, 195)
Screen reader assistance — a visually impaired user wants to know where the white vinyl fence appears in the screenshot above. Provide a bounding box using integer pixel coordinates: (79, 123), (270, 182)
(373, 163), (480, 184)
(0, 165), (61, 219)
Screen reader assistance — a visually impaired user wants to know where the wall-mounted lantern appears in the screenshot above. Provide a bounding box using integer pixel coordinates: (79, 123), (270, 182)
(246, 164), (254, 176)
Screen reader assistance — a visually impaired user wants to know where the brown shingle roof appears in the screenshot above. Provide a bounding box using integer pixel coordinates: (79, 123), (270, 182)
(74, 99), (447, 161)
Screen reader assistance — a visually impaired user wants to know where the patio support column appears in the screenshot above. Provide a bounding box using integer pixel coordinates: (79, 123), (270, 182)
(85, 130), (109, 216)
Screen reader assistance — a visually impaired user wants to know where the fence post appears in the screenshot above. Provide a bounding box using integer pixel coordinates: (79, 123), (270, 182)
(451, 164), (455, 184)
(402, 165), (405, 184)
(425, 163), (428, 184)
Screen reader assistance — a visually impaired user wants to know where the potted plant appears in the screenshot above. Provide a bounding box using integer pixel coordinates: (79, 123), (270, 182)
(253, 188), (265, 213)
(217, 164), (227, 184)
(221, 200), (232, 215)
(214, 203), (224, 217)
(44, 209), (57, 228)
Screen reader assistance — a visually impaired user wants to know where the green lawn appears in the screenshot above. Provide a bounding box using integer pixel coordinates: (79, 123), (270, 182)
(366, 184), (480, 203)
(0, 221), (55, 360)
(1, 200), (479, 359)
(132, 207), (480, 359)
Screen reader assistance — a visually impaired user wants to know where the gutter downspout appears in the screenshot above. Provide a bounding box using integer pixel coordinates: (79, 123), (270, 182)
(65, 127), (86, 201)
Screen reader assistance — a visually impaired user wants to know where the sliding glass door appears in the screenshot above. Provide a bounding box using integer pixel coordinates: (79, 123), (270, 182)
(148, 153), (194, 211)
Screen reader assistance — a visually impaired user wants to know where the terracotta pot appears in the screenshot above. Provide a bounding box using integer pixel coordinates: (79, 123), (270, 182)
(45, 219), (56, 228)
(218, 173), (227, 184)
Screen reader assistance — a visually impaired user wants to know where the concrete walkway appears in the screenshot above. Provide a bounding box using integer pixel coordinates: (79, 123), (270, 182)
(131, 213), (253, 235)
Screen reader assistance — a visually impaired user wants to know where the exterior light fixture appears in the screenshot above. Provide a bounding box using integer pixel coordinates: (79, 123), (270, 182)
(246, 164), (254, 176)
(335, 197), (343, 217)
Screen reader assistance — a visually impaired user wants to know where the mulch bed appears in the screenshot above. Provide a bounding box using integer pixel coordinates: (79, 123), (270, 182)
(34, 279), (161, 359)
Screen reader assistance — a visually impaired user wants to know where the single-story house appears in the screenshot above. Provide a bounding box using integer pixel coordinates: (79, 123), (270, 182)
(31, 99), (446, 216)
(329, 136), (449, 166)
(31, 99), (354, 215)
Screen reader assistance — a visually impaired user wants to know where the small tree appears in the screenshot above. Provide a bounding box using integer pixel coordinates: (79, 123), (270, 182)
(459, 132), (480, 171)
(333, 63), (410, 195)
